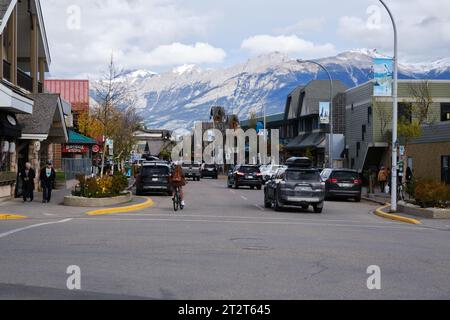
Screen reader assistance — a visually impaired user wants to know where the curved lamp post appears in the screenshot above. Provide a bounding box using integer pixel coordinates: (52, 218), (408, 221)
(297, 59), (334, 169)
(379, 0), (399, 212)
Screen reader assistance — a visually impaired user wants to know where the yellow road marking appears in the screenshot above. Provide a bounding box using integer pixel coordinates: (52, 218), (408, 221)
(0, 214), (27, 220)
(86, 197), (154, 216)
(375, 205), (422, 225)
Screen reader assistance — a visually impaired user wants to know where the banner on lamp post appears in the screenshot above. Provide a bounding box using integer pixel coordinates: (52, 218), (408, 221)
(319, 102), (330, 124)
(373, 57), (393, 97)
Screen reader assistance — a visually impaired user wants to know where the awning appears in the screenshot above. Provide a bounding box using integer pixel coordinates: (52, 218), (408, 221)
(0, 112), (21, 138)
(285, 133), (326, 150)
(68, 130), (97, 145)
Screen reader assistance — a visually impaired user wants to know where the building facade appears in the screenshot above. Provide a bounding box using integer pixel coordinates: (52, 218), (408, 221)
(344, 80), (450, 184)
(283, 80), (348, 168)
(0, 0), (57, 199)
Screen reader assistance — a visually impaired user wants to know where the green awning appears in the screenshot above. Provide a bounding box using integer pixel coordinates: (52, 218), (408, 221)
(68, 130), (97, 145)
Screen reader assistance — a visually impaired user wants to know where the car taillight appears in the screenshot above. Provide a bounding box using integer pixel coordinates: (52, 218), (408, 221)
(236, 172), (245, 176)
(354, 179), (362, 185)
(327, 178), (338, 184)
(256, 173), (263, 176)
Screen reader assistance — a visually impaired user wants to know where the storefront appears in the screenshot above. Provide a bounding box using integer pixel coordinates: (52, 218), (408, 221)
(0, 112), (21, 198)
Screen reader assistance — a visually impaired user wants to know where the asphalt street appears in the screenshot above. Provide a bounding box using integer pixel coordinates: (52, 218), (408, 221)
(0, 178), (449, 299)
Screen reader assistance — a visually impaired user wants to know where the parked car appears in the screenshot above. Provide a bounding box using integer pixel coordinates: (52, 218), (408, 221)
(182, 161), (202, 181)
(260, 164), (287, 182)
(201, 163), (219, 179)
(321, 169), (362, 202)
(264, 157), (325, 213)
(227, 165), (263, 190)
(135, 162), (172, 196)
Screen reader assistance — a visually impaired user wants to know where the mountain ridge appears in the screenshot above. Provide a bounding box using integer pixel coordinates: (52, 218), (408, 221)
(106, 49), (450, 130)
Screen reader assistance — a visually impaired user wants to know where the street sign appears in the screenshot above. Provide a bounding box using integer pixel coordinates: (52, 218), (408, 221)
(92, 145), (100, 153)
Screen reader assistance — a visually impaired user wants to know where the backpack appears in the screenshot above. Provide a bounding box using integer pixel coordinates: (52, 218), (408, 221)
(172, 168), (183, 182)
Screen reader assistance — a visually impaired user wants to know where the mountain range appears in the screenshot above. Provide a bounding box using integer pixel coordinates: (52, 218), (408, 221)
(113, 49), (450, 131)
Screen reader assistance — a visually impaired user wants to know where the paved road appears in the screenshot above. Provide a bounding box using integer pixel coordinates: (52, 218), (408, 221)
(0, 179), (449, 299)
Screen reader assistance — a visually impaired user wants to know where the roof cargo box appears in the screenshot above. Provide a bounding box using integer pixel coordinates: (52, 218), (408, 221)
(285, 157), (313, 168)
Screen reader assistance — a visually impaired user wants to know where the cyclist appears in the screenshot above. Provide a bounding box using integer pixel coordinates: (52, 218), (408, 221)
(169, 164), (186, 207)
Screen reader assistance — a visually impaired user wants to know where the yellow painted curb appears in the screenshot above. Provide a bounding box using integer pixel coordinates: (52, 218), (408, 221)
(375, 205), (422, 225)
(86, 197), (154, 216)
(0, 214), (27, 220)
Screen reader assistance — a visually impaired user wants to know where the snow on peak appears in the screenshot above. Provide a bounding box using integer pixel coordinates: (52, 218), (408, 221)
(172, 64), (200, 75)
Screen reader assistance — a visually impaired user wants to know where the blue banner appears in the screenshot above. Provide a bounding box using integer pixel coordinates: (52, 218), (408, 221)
(373, 57), (393, 97)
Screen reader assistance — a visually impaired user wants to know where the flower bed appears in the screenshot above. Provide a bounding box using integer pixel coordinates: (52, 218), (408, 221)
(72, 173), (129, 199)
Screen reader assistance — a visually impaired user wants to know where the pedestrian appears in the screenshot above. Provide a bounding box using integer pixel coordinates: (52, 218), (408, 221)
(19, 162), (36, 202)
(40, 160), (56, 203)
(406, 167), (413, 184)
(387, 168), (392, 194)
(377, 166), (387, 193)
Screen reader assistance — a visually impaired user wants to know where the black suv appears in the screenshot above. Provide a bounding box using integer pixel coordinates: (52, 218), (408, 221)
(264, 158), (325, 213)
(321, 169), (362, 202)
(201, 164), (219, 179)
(135, 162), (172, 196)
(227, 165), (263, 190)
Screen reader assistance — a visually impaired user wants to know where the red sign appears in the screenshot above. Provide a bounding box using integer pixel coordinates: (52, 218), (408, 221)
(92, 145), (100, 153)
(63, 145), (89, 153)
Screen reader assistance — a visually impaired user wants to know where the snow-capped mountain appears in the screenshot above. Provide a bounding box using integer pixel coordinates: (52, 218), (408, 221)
(105, 50), (450, 130)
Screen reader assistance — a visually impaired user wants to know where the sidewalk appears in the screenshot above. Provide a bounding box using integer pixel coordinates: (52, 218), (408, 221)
(0, 185), (151, 220)
(361, 187), (391, 205)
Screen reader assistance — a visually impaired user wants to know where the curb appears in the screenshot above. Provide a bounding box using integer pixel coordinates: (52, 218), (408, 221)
(86, 197), (154, 216)
(375, 205), (422, 225)
(0, 214), (27, 220)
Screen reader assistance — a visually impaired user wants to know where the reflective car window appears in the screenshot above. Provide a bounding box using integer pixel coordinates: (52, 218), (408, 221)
(142, 166), (169, 176)
(286, 170), (320, 181)
(332, 171), (359, 180)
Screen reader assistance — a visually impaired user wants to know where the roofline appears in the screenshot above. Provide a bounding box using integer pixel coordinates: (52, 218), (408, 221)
(35, 0), (51, 67)
(345, 79), (450, 93)
(0, 0), (18, 34)
(56, 96), (68, 142)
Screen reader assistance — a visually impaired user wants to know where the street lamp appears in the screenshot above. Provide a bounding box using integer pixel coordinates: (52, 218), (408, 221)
(297, 59), (334, 169)
(379, 0), (399, 212)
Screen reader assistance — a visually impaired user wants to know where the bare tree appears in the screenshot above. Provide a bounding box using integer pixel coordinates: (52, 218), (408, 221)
(92, 56), (138, 177)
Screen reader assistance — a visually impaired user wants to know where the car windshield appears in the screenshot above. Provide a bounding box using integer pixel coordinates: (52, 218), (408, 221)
(332, 171), (359, 180)
(239, 166), (260, 174)
(141, 166), (169, 176)
(286, 170), (320, 181)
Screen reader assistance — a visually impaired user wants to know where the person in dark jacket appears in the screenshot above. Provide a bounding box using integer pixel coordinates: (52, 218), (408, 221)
(19, 162), (36, 202)
(40, 161), (56, 203)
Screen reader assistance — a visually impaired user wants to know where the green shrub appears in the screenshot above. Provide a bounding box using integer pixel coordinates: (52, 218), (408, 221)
(73, 173), (129, 198)
(414, 180), (450, 208)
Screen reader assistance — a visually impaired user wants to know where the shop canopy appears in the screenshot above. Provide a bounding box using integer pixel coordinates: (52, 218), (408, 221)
(68, 130), (97, 145)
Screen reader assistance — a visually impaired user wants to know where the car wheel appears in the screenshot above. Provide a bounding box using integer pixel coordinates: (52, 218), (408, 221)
(301, 205), (309, 210)
(257, 185), (262, 191)
(264, 192), (272, 208)
(355, 196), (361, 202)
(313, 203), (323, 214)
(274, 194), (283, 212)
(234, 180), (239, 189)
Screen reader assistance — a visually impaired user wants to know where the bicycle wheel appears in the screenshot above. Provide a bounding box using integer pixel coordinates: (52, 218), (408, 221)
(173, 192), (179, 212)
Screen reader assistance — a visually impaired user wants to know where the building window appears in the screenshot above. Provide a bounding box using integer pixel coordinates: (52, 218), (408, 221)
(442, 156), (450, 184)
(399, 103), (412, 123)
(368, 107), (372, 124)
(351, 103), (354, 112)
(351, 158), (355, 169)
(441, 103), (450, 122)
(356, 142), (361, 157)
(362, 125), (366, 141)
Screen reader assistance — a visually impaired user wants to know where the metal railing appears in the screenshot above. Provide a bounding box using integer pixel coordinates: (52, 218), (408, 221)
(3, 60), (43, 93)
(62, 158), (93, 181)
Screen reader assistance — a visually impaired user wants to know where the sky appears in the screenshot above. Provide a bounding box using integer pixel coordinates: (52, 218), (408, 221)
(40, 0), (450, 78)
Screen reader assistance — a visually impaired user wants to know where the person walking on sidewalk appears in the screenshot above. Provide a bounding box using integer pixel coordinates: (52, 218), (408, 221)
(40, 161), (56, 203)
(377, 166), (387, 193)
(19, 162), (36, 202)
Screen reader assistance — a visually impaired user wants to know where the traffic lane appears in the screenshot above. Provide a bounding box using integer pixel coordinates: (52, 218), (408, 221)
(186, 179), (388, 225)
(0, 215), (449, 300)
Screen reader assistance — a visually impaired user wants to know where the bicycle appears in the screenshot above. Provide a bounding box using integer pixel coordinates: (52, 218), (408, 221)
(173, 186), (184, 212)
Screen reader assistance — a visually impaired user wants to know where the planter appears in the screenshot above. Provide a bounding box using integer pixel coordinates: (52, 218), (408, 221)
(64, 192), (132, 207)
(398, 201), (450, 219)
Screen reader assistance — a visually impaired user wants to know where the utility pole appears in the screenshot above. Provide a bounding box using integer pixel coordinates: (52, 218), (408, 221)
(379, 0), (399, 212)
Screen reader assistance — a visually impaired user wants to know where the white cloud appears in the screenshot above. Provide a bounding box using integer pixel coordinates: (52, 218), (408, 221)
(337, 0), (450, 62)
(41, 0), (222, 77)
(241, 35), (336, 58)
(274, 17), (326, 35)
